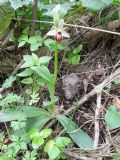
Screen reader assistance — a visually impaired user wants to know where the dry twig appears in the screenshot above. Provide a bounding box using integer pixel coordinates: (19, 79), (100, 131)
(94, 93), (102, 149)
(78, 68), (120, 107)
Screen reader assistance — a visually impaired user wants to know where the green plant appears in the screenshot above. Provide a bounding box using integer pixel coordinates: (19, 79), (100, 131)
(105, 105), (120, 130)
(44, 136), (71, 160)
(65, 45), (82, 65)
(22, 150), (37, 160)
(0, 5), (94, 154)
(18, 30), (43, 52)
(28, 128), (52, 149)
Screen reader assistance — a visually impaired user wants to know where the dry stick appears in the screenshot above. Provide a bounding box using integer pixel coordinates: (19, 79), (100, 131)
(78, 68), (120, 107)
(30, 0), (38, 36)
(94, 93), (102, 149)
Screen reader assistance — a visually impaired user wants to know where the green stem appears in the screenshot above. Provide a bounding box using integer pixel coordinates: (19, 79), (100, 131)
(54, 42), (58, 83)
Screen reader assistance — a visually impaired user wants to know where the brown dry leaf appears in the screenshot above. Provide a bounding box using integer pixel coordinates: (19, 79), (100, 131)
(95, 64), (105, 76)
(108, 20), (120, 30)
(83, 78), (89, 94)
(112, 96), (120, 110)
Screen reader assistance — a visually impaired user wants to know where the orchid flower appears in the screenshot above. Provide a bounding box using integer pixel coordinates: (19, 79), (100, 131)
(46, 5), (70, 42)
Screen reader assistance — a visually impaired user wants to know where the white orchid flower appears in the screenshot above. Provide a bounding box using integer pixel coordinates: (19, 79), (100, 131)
(46, 19), (70, 42)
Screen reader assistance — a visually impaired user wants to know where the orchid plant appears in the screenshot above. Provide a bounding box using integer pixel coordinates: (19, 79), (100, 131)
(46, 4), (70, 89)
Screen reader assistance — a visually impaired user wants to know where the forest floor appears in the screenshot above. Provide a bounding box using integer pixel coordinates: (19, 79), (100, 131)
(0, 5), (120, 160)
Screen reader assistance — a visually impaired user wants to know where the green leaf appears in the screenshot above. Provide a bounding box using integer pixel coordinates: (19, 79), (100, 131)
(114, 76), (120, 84)
(32, 137), (44, 149)
(73, 45), (82, 54)
(0, 156), (15, 160)
(31, 66), (53, 82)
(0, 106), (50, 122)
(105, 105), (120, 130)
(28, 35), (42, 44)
(82, 0), (106, 11)
(2, 76), (16, 89)
(44, 39), (55, 48)
(44, 140), (55, 153)
(113, 0), (120, 5)
(39, 56), (52, 65)
(9, 0), (31, 10)
(57, 115), (93, 149)
(17, 68), (33, 77)
(48, 146), (60, 159)
(0, 4), (12, 39)
(40, 128), (52, 138)
(18, 41), (26, 48)
(112, 153), (120, 160)
(44, 140), (60, 159)
(21, 77), (33, 84)
(23, 55), (33, 62)
(26, 115), (51, 131)
(21, 55), (34, 68)
(56, 137), (71, 148)
(18, 35), (28, 42)
(30, 42), (42, 51)
(67, 53), (80, 65)
(28, 129), (39, 139)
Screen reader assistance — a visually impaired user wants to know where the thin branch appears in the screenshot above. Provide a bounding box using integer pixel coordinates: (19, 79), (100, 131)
(30, 0), (38, 36)
(10, 18), (120, 36)
(78, 68), (120, 107)
(94, 93), (102, 149)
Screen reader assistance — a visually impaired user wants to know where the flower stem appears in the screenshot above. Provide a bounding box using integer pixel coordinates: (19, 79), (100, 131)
(54, 42), (58, 83)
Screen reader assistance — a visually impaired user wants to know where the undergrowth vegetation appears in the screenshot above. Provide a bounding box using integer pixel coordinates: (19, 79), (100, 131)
(0, 0), (120, 160)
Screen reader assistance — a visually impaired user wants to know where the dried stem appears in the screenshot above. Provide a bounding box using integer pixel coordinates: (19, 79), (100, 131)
(30, 0), (38, 36)
(94, 93), (102, 149)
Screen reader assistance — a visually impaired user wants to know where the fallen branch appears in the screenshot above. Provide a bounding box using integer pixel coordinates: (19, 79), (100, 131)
(94, 93), (102, 149)
(78, 68), (120, 107)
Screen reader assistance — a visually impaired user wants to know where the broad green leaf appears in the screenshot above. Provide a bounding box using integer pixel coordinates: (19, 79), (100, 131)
(28, 129), (39, 139)
(30, 42), (42, 51)
(105, 105), (120, 130)
(26, 116), (51, 131)
(21, 55), (34, 68)
(9, 0), (31, 10)
(44, 39), (55, 48)
(44, 140), (55, 153)
(14, 115), (51, 137)
(0, 106), (50, 122)
(18, 41), (26, 48)
(23, 55), (33, 62)
(48, 146), (60, 159)
(21, 62), (34, 68)
(82, 0), (105, 10)
(0, 4), (12, 38)
(39, 56), (52, 65)
(56, 137), (71, 148)
(18, 35), (28, 42)
(28, 35), (42, 44)
(40, 128), (52, 138)
(21, 77), (33, 84)
(32, 137), (44, 149)
(44, 139), (61, 159)
(31, 66), (53, 82)
(17, 68), (33, 77)
(36, 78), (45, 86)
(57, 115), (93, 149)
